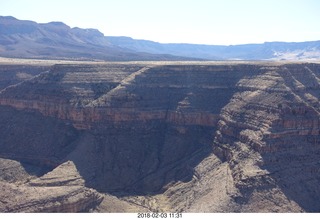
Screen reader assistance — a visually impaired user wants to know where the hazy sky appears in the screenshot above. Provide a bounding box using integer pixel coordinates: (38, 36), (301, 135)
(1, 0), (319, 45)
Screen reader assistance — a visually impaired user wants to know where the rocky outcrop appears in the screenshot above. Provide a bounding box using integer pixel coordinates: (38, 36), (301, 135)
(0, 159), (102, 213)
(0, 181), (103, 213)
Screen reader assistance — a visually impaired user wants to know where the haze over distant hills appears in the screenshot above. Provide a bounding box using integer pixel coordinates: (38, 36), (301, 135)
(107, 36), (320, 60)
(1, 16), (320, 61)
(0, 16), (187, 61)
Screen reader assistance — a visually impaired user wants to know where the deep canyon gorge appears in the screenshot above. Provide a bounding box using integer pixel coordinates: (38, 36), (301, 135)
(0, 59), (320, 212)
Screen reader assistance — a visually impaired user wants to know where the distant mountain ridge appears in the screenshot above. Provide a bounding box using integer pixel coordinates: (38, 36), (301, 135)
(106, 36), (320, 60)
(0, 16), (189, 61)
(1, 16), (320, 61)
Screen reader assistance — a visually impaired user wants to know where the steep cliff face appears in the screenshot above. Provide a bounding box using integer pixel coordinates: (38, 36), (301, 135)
(1, 61), (320, 212)
(211, 63), (320, 212)
(0, 63), (258, 193)
(0, 64), (237, 127)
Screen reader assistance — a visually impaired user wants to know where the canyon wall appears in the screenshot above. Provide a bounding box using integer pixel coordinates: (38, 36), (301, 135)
(1, 61), (320, 212)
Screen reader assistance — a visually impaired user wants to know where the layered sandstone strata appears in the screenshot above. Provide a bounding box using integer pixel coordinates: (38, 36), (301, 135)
(1, 61), (320, 212)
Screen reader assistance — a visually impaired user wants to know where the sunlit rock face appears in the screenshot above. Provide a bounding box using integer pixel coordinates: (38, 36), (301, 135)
(1, 61), (320, 212)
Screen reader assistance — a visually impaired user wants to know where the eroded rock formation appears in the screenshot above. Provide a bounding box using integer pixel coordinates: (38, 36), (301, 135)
(1, 60), (320, 212)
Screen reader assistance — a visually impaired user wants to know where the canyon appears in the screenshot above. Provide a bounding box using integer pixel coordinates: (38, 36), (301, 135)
(0, 58), (320, 212)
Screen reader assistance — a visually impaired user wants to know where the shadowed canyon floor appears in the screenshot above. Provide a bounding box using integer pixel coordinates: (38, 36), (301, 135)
(0, 59), (320, 212)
